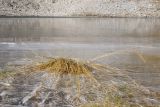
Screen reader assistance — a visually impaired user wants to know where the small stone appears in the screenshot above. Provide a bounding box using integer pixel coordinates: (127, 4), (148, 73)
(0, 96), (2, 101)
(142, 98), (160, 106)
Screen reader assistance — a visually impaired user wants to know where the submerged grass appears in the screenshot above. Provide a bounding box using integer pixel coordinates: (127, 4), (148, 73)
(80, 99), (129, 107)
(0, 70), (17, 79)
(24, 52), (148, 106)
(1, 51), (156, 107)
(80, 91), (131, 107)
(30, 57), (139, 107)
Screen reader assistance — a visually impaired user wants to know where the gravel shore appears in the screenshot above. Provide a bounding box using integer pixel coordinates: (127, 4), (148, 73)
(0, 0), (160, 17)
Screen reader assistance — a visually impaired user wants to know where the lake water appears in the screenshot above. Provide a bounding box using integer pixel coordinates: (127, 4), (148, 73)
(0, 18), (160, 106)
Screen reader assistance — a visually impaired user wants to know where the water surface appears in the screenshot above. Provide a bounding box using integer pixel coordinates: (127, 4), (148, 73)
(0, 18), (160, 91)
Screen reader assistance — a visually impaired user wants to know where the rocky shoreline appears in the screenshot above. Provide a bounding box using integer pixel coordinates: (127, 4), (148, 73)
(0, 0), (160, 17)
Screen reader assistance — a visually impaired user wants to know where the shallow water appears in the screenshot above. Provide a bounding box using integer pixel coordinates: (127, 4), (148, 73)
(0, 18), (160, 106)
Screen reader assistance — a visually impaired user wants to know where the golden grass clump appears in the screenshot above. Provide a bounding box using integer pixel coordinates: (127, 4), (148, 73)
(34, 57), (92, 75)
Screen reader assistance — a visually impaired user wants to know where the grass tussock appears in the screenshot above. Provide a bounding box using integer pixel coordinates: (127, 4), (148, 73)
(30, 57), (100, 101)
(34, 57), (92, 75)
